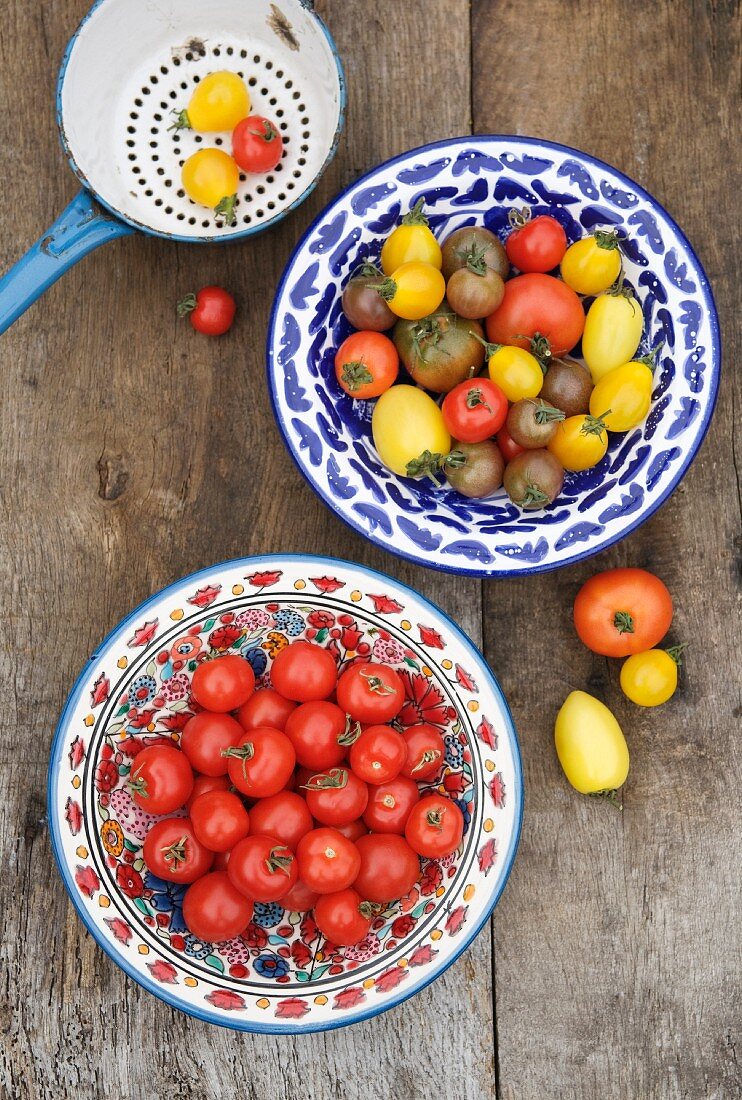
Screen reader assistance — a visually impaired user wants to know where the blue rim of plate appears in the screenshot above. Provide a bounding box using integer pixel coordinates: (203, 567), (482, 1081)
(266, 135), (722, 577)
(54, 0), (347, 243)
(47, 553), (523, 1033)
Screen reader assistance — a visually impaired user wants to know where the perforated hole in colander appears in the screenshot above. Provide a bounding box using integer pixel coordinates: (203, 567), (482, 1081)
(121, 38), (321, 237)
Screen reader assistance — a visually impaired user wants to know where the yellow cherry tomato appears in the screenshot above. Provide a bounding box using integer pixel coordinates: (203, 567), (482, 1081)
(582, 285), (644, 382)
(560, 231), (622, 295)
(589, 352), (658, 431)
(380, 262), (446, 321)
(381, 200), (442, 274)
(173, 71), (250, 132)
(481, 339), (543, 402)
(620, 646), (685, 707)
(182, 149), (239, 224)
(555, 690), (629, 796)
(372, 385), (451, 477)
(547, 411), (609, 470)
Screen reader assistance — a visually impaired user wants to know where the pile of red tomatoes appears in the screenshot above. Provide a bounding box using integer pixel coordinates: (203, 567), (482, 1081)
(334, 202), (655, 508)
(130, 647), (464, 947)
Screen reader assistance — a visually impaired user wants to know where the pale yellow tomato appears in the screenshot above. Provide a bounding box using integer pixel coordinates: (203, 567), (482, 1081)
(381, 200), (442, 274)
(560, 231), (622, 295)
(554, 690), (629, 796)
(174, 71), (250, 132)
(620, 646), (685, 706)
(582, 287), (644, 382)
(372, 385), (451, 477)
(182, 149), (240, 224)
(590, 355), (656, 431)
(381, 262), (446, 321)
(548, 412), (609, 470)
(485, 342), (543, 402)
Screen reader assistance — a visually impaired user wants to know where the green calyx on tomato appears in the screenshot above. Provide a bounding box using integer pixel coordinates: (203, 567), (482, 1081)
(264, 846), (295, 876)
(337, 716), (363, 746)
(401, 198), (430, 226)
(127, 775), (149, 798)
(340, 360), (374, 392)
(529, 332), (553, 369)
(410, 748), (442, 775)
(470, 332), (503, 359)
(360, 669), (397, 696)
(358, 900), (379, 919)
(666, 643), (688, 665)
(532, 400), (565, 425)
(351, 260), (384, 279)
(613, 610), (635, 635)
(405, 448), (465, 482)
(580, 411), (610, 437)
(516, 481), (551, 508)
(250, 119), (278, 142)
(408, 311), (455, 361)
(588, 788), (623, 810)
(168, 108), (192, 132)
(162, 836), (189, 866)
(302, 767), (349, 791)
(508, 205), (532, 229)
(463, 244), (489, 276)
(636, 342), (664, 372)
(221, 741), (255, 777)
(214, 194), (237, 227)
(425, 806), (446, 831)
(594, 229), (621, 251)
(605, 272), (639, 309)
(177, 293), (198, 316)
(465, 387), (493, 413)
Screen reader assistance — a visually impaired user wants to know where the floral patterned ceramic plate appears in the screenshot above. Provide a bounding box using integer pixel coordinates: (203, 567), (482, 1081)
(48, 555), (522, 1032)
(267, 136), (720, 576)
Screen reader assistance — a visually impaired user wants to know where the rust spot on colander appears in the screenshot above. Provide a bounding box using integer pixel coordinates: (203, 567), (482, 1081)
(268, 5), (300, 51)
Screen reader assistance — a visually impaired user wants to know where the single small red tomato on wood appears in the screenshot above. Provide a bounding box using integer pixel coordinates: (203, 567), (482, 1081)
(182, 871), (253, 942)
(334, 331), (399, 399)
(505, 207), (568, 273)
(232, 115), (283, 173)
(143, 818), (214, 883)
(573, 567), (674, 657)
(442, 378), (508, 443)
(405, 794), (464, 858)
(177, 286), (236, 335)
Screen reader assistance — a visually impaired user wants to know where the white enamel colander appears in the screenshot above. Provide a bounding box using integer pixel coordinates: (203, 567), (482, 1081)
(0, 0), (345, 333)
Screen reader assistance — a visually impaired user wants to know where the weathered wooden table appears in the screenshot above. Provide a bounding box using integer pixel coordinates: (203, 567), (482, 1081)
(0, 2), (739, 1097)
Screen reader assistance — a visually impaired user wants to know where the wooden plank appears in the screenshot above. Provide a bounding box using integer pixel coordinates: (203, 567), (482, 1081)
(473, 1), (741, 1097)
(0, 1), (493, 1098)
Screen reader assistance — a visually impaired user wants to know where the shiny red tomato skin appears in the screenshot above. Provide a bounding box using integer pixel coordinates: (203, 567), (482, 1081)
(232, 115), (283, 173)
(505, 214), (568, 273)
(279, 877), (319, 912)
(248, 791), (313, 850)
(486, 273), (585, 357)
(333, 818), (369, 842)
(441, 379), (509, 443)
(400, 724), (446, 780)
(284, 701), (348, 769)
(304, 768), (369, 827)
(405, 794), (464, 858)
(573, 567), (674, 656)
(353, 834), (420, 904)
(191, 654), (255, 712)
(336, 662), (405, 724)
(349, 724), (407, 784)
(314, 888), (373, 946)
(296, 828), (361, 894)
(185, 773), (231, 811)
(180, 711), (244, 776)
(190, 790), (250, 852)
(363, 775), (420, 834)
(496, 424), (526, 463)
(270, 641), (338, 702)
(129, 745), (193, 815)
(224, 727), (296, 798)
(228, 835), (298, 902)
(182, 872), (253, 941)
(180, 286), (236, 336)
(143, 818), (214, 883)
(212, 848), (231, 872)
(236, 688), (296, 732)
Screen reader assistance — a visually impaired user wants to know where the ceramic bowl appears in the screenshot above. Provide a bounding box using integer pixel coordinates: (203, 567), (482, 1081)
(267, 136), (720, 576)
(49, 555), (522, 1032)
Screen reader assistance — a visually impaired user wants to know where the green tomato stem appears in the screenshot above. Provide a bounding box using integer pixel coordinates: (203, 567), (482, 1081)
(613, 610), (635, 635)
(214, 194), (237, 227)
(401, 197), (429, 226)
(666, 643), (688, 665)
(176, 293), (197, 317)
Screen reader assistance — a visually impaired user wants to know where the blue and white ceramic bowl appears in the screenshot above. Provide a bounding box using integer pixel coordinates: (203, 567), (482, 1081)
(267, 136), (720, 576)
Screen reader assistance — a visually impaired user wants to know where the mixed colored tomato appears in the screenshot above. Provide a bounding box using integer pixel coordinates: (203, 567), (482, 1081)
(333, 200), (660, 510)
(133, 645), (466, 946)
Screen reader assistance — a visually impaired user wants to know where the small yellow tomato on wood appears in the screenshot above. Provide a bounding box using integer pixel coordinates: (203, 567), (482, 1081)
(172, 71), (250, 132)
(182, 149), (239, 224)
(372, 385), (450, 477)
(548, 411), (609, 471)
(620, 646), (685, 706)
(554, 690), (629, 796)
(381, 200), (442, 274)
(560, 230), (622, 295)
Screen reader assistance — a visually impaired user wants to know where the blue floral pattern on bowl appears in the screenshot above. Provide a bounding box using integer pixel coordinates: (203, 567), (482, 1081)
(267, 136), (720, 576)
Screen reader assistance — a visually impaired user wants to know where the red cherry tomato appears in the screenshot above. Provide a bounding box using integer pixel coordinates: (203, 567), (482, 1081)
(333, 818), (369, 842)
(303, 767), (369, 827)
(400, 724), (446, 780)
(284, 701), (349, 769)
(363, 775), (420, 834)
(336, 662), (405, 724)
(405, 794), (464, 858)
(349, 724), (407, 785)
(334, 331), (399, 399)
(486, 273), (585, 358)
(128, 745), (193, 815)
(191, 654), (255, 712)
(248, 791), (313, 850)
(186, 773), (231, 810)
(296, 828), (361, 894)
(441, 378), (508, 443)
(279, 877), (319, 912)
(353, 834), (420, 904)
(314, 888), (374, 946)
(505, 209), (568, 273)
(228, 835), (298, 902)
(183, 872), (253, 941)
(142, 818), (214, 883)
(190, 790), (250, 853)
(223, 727), (296, 798)
(271, 641), (338, 703)
(496, 424), (526, 463)
(232, 115), (283, 173)
(236, 688), (296, 732)
(180, 711), (244, 777)
(177, 286), (236, 336)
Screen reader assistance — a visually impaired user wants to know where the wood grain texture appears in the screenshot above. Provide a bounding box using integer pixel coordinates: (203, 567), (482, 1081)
(473, 1), (741, 1098)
